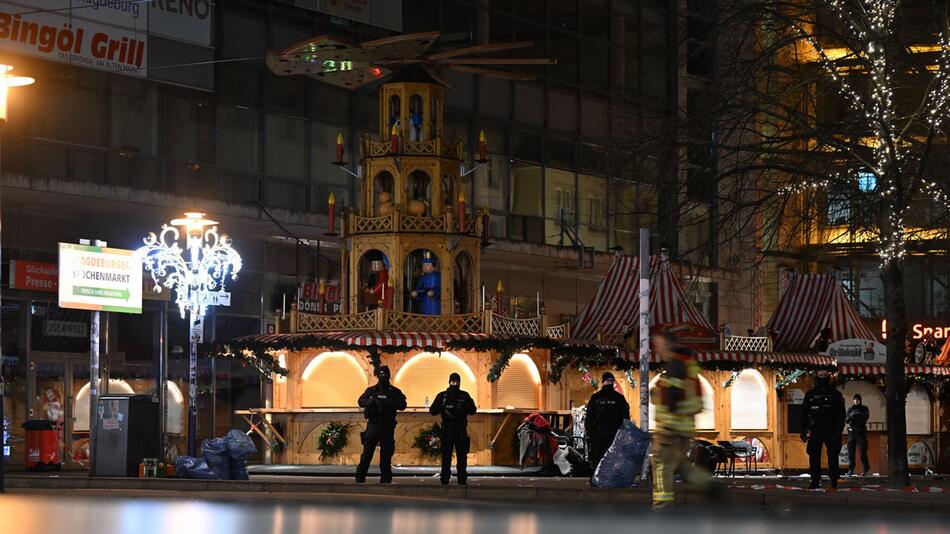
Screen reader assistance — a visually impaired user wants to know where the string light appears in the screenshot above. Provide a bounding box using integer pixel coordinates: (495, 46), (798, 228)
(790, 1), (950, 267)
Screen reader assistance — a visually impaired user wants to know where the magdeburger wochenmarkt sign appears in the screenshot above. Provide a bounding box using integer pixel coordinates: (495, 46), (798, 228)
(58, 242), (142, 314)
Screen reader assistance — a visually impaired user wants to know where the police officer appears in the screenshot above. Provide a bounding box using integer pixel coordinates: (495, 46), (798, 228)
(584, 372), (630, 473)
(355, 365), (407, 483)
(845, 393), (870, 477)
(800, 369), (846, 489)
(429, 372), (477, 485)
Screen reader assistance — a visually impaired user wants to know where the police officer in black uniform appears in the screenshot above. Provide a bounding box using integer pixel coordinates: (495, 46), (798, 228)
(584, 372), (631, 473)
(800, 369), (846, 489)
(429, 372), (477, 485)
(356, 365), (407, 483)
(845, 393), (870, 476)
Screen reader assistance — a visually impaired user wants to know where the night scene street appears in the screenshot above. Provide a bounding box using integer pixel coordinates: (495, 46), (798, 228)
(3, 0), (950, 532)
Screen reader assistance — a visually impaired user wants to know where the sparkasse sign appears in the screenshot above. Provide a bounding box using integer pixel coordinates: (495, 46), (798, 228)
(58, 242), (142, 314)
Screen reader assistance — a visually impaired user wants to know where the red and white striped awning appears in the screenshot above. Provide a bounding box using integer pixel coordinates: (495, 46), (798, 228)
(617, 350), (835, 368)
(247, 331), (491, 350)
(570, 256), (716, 341)
(767, 273), (877, 352)
(837, 364), (950, 377)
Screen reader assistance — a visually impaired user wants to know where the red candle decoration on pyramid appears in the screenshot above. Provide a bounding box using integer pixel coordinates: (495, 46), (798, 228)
(390, 123), (399, 153)
(478, 130), (487, 162)
(458, 191), (467, 232)
(318, 280), (327, 314)
(327, 193), (336, 235)
(495, 280), (505, 315)
(335, 131), (344, 164)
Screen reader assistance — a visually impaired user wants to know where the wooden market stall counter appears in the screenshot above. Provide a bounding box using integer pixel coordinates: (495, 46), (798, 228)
(237, 408), (573, 466)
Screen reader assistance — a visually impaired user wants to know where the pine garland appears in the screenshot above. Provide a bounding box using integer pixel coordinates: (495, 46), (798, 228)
(317, 422), (351, 460)
(207, 331), (839, 384)
(487, 352), (515, 382)
(412, 423), (442, 460)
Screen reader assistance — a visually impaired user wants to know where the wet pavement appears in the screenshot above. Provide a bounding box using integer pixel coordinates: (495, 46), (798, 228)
(1, 491), (950, 534)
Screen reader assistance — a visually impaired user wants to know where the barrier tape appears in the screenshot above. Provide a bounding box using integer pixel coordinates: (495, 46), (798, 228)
(727, 483), (935, 493)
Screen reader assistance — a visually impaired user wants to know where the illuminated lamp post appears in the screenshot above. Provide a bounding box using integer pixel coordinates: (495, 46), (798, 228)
(136, 212), (242, 456)
(0, 64), (33, 492)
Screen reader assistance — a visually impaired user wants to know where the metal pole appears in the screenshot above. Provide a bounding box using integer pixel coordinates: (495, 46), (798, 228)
(158, 306), (166, 464)
(187, 313), (200, 457)
(638, 228), (650, 429)
(88, 311), (100, 476)
(0, 127), (4, 493)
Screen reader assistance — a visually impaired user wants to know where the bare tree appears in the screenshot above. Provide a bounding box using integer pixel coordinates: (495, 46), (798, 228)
(611, 0), (950, 487)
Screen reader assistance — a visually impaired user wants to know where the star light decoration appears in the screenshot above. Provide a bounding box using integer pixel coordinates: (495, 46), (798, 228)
(137, 212), (243, 320)
(784, 0), (950, 266)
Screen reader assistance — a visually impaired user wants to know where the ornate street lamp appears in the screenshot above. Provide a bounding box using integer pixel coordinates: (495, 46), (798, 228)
(137, 212), (242, 456)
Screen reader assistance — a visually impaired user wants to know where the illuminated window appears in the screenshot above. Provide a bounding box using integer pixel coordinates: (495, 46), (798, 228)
(730, 369), (768, 430)
(73, 379), (134, 432)
(394, 352), (477, 407)
(73, 380), (184, 434)
(301, 352), (367, 408)
(696, 375), (716, 430)
(906, 385), (932, 435)
(858, 171), (877, 192)
(826, 190), (850, 226)
(495, 354), (541, 409)
(647, 373), (715, 431)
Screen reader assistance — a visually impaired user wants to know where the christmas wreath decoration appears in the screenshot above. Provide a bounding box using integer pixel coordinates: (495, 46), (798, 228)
(412, 423), (442, 460)
(317, 422), (351, 460)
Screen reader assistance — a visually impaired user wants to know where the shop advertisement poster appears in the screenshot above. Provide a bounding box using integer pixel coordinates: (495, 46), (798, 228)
(58, 242), (143, 314)
(0, 1), (148, 77)
(0, 1), (214, 78)
(43, 319), (88, 338)
(298, 280), (341, 314)
(824, 338), (886, 365)
(9, 259), (58, 292)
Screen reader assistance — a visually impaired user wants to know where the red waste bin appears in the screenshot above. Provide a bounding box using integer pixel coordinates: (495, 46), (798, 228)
(23, 420), (60, 470)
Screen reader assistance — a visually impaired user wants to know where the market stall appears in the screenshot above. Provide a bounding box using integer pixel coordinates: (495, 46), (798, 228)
(766, 273), (950, 473)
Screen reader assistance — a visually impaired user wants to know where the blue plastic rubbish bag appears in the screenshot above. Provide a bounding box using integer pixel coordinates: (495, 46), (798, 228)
(201, 437), (231, 480)
(225, 429), (257, 461)
(229, 460), (250, 481)
(175, 456), (219, 480)
(591, 420), (651, 488)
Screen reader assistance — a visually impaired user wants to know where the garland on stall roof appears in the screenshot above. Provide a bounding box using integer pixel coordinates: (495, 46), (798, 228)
(625, 368), (637, 388)
(776, 369), (806, 390)
(210, 344), (290, 379)
(204, 335), (428, 379)
(487, 352), (515, 382)
(722, 371), (741, 388)
(837, 371), (950, 391)
(578, 365), (598, 389)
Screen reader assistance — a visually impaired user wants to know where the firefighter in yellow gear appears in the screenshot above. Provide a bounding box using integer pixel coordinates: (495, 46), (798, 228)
(651, 332), (716, 510)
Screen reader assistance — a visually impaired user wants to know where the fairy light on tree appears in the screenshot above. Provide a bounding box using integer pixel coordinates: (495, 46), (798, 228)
(136, 212), (243, 456)
(610, 0), (950, 488)
(783, 0), (950, 487)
